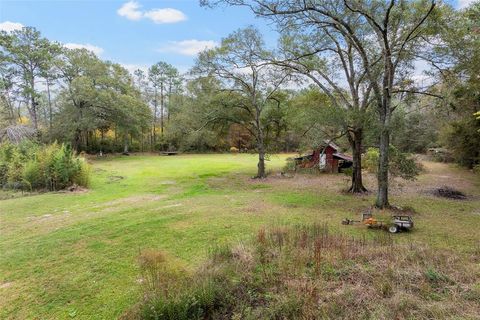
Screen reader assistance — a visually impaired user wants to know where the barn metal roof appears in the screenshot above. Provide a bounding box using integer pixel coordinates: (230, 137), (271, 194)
(322, 140), (340, 151)
(333, 153), (353, 161)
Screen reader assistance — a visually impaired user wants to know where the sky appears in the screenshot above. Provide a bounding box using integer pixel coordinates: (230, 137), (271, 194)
(0, 0), (279, 73)
(0, 0), (476, 75)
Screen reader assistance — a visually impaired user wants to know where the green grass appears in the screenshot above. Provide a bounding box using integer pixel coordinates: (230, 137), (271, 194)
(0, 153), (479, 319)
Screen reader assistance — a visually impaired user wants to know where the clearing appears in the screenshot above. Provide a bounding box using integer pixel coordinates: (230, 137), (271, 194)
(0, 154), (479, 319)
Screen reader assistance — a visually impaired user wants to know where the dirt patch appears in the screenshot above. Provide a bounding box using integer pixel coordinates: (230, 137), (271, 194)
(100, 195), (167, 212)
(254, 173), (353, 193)
(56, 184), (88, 194)
(0, 282), (13, 289)
(159, 180), (177, 185)
(244, 200), (272, 214)
(158, 203), (182, 209)
(432, 186), (467, 200)
(107, 176), (124, 183)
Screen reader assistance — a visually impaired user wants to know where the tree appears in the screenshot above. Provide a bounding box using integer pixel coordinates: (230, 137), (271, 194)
(204, 0), (438, 207)
(194, 27), (290, 178)
(289, 86), (349, 152)
(269, 18), (374, 192)
(0, 63), (19, 126)
(0, 27), (61, 131)
(432, 2), (480, 168)
(54, 48), (150, 152)
(165, 66), (182, 122)
(148, 62), (178, 144)
(164, 76), (228, 152)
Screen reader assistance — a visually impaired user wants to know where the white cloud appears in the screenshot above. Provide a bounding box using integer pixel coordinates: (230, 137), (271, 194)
(64, 43), (104, 56)
(144, 8), (187, 24)
(117, 1), (143, 21)
(0, 21), (24, 32)
(121, 63), (149, 75)
(158, 40), (218, 56)
(457, 0), (476, 9)
(117, 1), (187, 24)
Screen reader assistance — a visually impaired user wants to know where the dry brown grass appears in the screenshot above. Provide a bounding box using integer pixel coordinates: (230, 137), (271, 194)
(245, 159), (479, 200)
(129, 224), (480, 319)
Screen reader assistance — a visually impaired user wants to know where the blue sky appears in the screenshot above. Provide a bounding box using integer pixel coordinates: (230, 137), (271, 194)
(0, 0), (279, 73)
(0, 0), (474, 74)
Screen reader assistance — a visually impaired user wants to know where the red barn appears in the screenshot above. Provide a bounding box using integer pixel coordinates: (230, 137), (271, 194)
(294, 141), (353, 173)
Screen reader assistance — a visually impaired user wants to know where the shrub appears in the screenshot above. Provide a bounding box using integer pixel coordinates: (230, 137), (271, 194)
(363, 147), (379, 173)
(0, 142), (90, 191)
(342, 167), (353, 178)
(473, 164), (480, 176)
(133, 249), (229, 320)
(363, 146), (422, 180)
(283, 157), (296, 172)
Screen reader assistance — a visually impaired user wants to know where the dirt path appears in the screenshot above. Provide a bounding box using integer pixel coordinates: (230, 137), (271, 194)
(251, 159), (479, 199)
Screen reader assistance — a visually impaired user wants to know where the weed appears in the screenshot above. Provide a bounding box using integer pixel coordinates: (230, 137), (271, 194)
(129, 223), (480, 319)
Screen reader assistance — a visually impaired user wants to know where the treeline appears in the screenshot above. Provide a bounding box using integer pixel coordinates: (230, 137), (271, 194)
(1, 1), (479, 204)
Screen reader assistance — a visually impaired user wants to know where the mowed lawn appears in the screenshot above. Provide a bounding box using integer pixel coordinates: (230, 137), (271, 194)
(1, 154), (479, 319)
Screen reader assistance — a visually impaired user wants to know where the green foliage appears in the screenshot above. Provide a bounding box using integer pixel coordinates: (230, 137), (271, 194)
(432, 3), (480, 169)
(473, 164), (480, 176)
(140, 278), (227, 320)
(441, 118), (480, 169)
(391, 107), (439, 153)
(363, 147), (379, 174)
(0, 27), (62, 130)
(288, 87), (347, 151)
(283, 157), (296, 172)
(0, 141), (90, 191)
(342, 167), (353, 178)
(51, 49), (151, 152)
(389, 147), (423, 180)
(363, 146), (421, 180)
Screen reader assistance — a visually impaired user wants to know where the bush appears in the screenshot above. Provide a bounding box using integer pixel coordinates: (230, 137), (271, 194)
(473, 164), (480, 176)
(0, 142), (91, 191)
(283, 157), (296, 172)
(363, 146), (422, 180)
(363, 148), (380, 173)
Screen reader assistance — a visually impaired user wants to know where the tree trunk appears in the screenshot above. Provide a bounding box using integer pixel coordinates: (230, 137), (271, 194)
(153, 86), (158, 146)
(46, 78), (52, 130)
(160, 83), (164, 135)
(376, 125), (390, 208)
(167, 83), (172, 122)
(255, 117), (266, 179)
(30, 78), (38, 132)
(73, 129), (81, 152)
(348, 129), (367, 193)
(257, 139), (266, 179)
(123, 135), (129, 154)
(101, 130), (104, 153)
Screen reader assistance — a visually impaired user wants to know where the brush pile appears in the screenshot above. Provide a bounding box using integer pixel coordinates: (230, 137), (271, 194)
(433, 186), (467, 200)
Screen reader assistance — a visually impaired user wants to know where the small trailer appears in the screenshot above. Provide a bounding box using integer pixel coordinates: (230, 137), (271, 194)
(342, 212), (414, 233)
(388, 215), (414, 233)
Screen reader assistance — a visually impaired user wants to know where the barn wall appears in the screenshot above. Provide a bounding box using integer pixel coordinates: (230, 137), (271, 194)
(296, 145), (341, 172)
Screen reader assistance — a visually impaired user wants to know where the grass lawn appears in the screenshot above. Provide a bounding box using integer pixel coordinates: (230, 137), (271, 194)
(1, 153), (479, 319)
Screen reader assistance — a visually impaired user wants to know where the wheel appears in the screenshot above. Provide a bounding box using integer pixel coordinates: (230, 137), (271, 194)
(388, 225), (398, 233)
